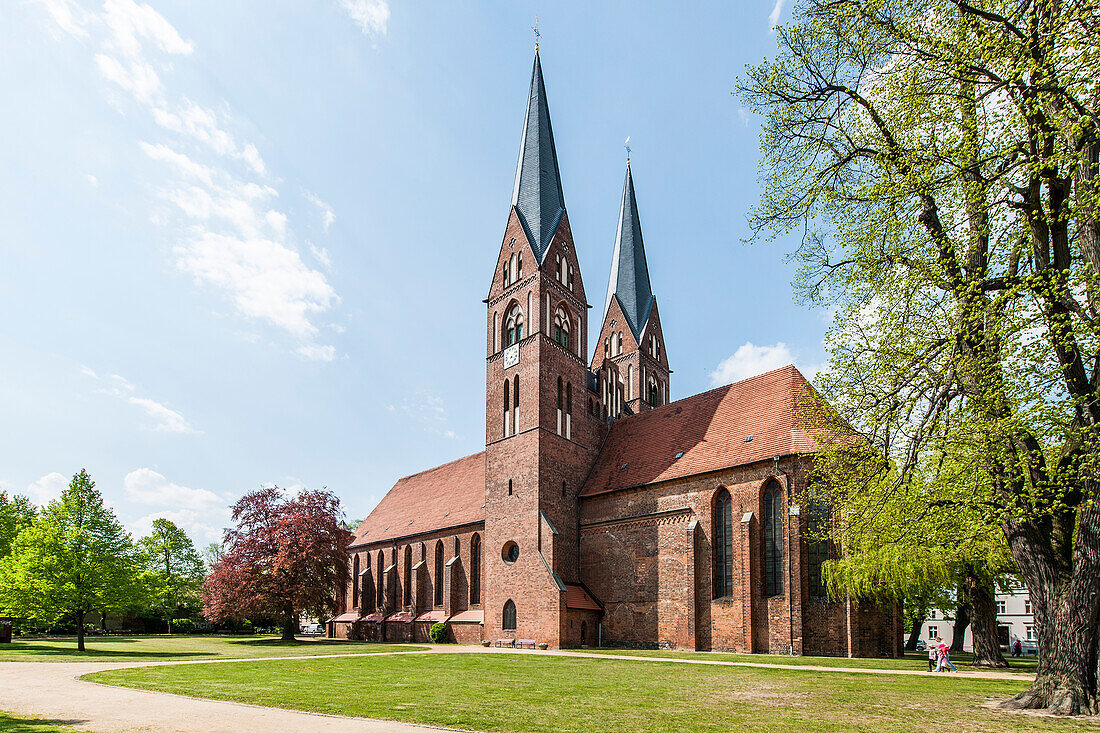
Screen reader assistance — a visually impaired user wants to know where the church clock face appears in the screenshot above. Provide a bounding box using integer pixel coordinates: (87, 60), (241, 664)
(503, 343), (520, 369)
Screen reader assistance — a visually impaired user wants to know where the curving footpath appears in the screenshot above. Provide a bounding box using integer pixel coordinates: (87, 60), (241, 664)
(0, 645), (1027, 732)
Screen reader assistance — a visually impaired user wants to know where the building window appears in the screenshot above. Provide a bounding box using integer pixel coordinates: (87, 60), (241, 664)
(557, 377), (563, 435)
(503, 380), (511, 437)
(930, 610), (936, 620)
(403, 545), (412, 607)
(470, 534), (481, 605)
(434, 540), (445, 606)
(647, 375), (660, 407)
(513, 374), (519, 435)
(996, 600), (1006, 615)
(617, 331), (623, 355)
(504, 304), (524, 346)
(713, 489), (733, 598)
(1025, 599), (1031, 614)
(352, 554), (360, 608)
(1026, 625), (1035, 641)
(376, 551), (384, 607)
(763, 483), (784, 596)
(553, 307), (571, 349)
(928, 625), (938, 638)
(604, 338), (609, 358)
(454, 536), (460, 557)
(503, 599), (517, 631)
(502, 541), (519, 564)
(806, 502), (830, 598)
(517, 252), (522, 278)
(565, 382), (572, 440)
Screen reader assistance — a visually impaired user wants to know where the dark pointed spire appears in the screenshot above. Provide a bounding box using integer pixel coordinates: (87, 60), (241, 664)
(511, 49), (565, 263)
(604, 162), (654, 339)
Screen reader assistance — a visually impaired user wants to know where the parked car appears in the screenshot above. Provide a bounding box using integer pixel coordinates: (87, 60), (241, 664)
(299, 623), (322, 635)
(915, 640), (927, 651)
(1021, 640), (1039, 655)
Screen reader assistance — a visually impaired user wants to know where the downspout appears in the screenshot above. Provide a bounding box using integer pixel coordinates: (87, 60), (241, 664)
(774, 455), (794, 656)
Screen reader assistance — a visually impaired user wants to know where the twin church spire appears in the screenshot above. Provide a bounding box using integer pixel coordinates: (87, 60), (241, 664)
(510, 49), (658, 351)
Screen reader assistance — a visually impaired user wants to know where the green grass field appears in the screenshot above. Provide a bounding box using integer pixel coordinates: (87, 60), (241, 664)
(0, 712), (81, 732)
(582, 648), (1038, 674)
(0, 635), (423, 662)
(86, 651), (1090, 733)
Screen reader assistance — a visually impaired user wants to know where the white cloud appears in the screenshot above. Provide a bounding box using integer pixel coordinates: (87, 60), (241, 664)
(309, 243), (333, 269)
(388, 390), (459, 439)
(124, 467), (222, 511)
(26, 472), (69, 505)
(297, 343), (336, 361)
(769, 0), (787, 28)
(85, 173), (100, 187)
(35, 0), (340, 360)
(83, 368), (201, 434)
(306, 192), (336, 233)
(710, 341), (806, 385)
(339, 0), (390, 37)
(131, 508), (226, 544)
(737, 108), (751, 127)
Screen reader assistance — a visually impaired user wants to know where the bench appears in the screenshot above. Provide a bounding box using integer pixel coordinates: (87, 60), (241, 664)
(494, 638), (515, 648)
(516, 639), (537, 649)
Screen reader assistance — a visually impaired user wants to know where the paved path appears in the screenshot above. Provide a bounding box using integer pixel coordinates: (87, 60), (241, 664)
(0, 645), (1028, 732)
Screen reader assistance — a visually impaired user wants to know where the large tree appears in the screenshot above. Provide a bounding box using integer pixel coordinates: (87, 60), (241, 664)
(0, 491), (36, 559)
(203, 487), (350, 640)
(741, 0), (1100, 714)
(0, 470), (145, 651)
(138, 518), (205, 632)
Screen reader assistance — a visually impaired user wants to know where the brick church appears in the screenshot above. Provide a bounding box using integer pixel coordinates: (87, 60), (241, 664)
(329, 50), (901, 656)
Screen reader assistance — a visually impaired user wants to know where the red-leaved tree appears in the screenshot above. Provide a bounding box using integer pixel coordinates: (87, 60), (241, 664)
(203, 487), (350, 640)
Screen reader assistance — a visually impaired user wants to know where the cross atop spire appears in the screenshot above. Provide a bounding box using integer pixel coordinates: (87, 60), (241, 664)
(510, 49), (566, 263)
(604, 161), (654, 339)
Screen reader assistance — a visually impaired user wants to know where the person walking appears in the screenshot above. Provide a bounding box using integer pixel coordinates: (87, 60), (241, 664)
(936, 637), (958, 672)
(927, 641), (937, 672)
(1012, 639), (1022, 657)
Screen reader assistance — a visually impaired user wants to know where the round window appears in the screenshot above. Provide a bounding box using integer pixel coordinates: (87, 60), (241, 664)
(502, 541), (519, 564)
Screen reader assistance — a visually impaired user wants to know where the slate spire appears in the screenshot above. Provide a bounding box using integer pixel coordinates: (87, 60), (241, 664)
(511, 49), (566, 263)
(604, 162), (654, 339)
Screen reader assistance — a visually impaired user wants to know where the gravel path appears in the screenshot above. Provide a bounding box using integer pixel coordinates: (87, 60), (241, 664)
(0, 645), (1027, 732)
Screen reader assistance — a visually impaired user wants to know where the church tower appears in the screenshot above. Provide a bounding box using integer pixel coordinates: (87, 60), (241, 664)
(483, 50), (601, 647)
(592, 162), (671, 414)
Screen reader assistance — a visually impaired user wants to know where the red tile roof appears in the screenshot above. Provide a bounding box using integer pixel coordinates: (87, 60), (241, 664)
(416, 610), (448, 623)
(565, 584), (601, 610)
(360, 612), (385, 623)
(352, 452), (486, 546)
(581, 365), (825, 497)
(329, 612), (358, 623)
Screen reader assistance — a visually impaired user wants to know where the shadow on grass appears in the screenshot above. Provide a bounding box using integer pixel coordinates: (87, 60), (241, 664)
(1, 641), (210, 659)
(0, 713), (86, 732)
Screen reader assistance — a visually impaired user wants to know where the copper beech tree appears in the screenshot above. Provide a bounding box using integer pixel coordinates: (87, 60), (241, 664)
(203, 487), (350, 640)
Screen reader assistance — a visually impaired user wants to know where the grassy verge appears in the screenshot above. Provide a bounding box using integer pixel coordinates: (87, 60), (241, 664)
(580, 648), (1037, 673)
(0, 712), (82, 732)
(0, 635), (424, 662)
(87, 652), (1088, 733)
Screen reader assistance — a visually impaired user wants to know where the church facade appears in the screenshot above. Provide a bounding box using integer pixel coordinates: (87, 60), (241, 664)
(328, 51), (901, 656)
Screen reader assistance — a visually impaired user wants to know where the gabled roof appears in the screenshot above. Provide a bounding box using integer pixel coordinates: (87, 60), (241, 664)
(351, 452), (485, 546)
(565, 583), (602, 610)
(511, 49), (566, 263)
(580, 365), (823, 497)
(603, 163), (654, 339)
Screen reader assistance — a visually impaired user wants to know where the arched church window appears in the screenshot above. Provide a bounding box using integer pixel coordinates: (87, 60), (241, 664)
(504, 304), (523, 347)
(556, 255), (563, 283)
(553, 307), (571, 349)
(376, 551), (384, 607)
(502, 599), (517, 631)
(508, 253), (517, 284)
(470, 534), (481, 605)
(517, 252), (522, 278)
(434, 540), (445, 606)
(763, 482), (785, 596)
(512, 374), (520, 435)
(617, 331), (623, 355)
(647, 375), (660, 407)
(503, 379), (511, 437)
(565, 382), (572, 440)
(627, 365), (634, 400)
(403, 545), (413, 606)
(807, 500), (831, 598)
(352, 554), (359, 608)
(713, 490), (733, 598)
(556, 377), (563, 435)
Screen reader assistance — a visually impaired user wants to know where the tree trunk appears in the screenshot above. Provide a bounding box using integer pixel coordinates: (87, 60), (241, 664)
(968, 573), (1008, 668)
(905, 614), (924, 651)
(76, 610), (86, 652)
(950, 597), (971, 655)
(1001, 507), (1100, 715)
(281, 604), (297, 641)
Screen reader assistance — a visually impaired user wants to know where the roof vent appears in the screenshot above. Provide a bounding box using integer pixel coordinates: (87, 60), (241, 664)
(619, 463), (628, 471)
(674, 451), (684, 459)
(744, 435), (754, 442)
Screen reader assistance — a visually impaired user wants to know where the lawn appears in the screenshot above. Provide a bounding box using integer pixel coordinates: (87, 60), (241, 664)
(0, 635), (423, 662)
(0, 712), (82, 732)
(87, 651), (1091, 733)
(581, 648), (1037, 674)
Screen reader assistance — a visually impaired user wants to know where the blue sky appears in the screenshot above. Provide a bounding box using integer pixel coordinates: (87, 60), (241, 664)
(0, 0), (820, 545)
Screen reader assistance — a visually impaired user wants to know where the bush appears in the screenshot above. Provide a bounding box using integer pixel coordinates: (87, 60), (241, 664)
(429, 622), (449, 643)
(171, 618), (196, 634)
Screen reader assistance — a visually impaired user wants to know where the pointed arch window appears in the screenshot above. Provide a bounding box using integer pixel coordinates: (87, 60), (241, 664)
(807, 501), (831, 598)
(512, 374), (520, 435)
(503, 379), (511, 437)
(763, 483), (785, 596)
(565, 382), (572, 440)
(434, 540), (445, 606)
(470, 534), (481, 605)
(403, 545), (413, 607)
(376, 551), (384, 607)
(647, 375), (660, 407)
(504, 304), (524, 347)
(617, 331), (623, 355)
(713, 490), (733, 598)
(502, 599), (517, 631)
(556, 376), (564, 435)
(553, 307), (571, 349)
(352, 554), (360, 608)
